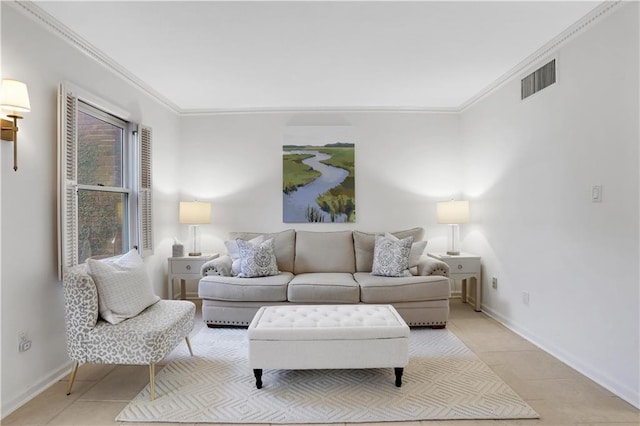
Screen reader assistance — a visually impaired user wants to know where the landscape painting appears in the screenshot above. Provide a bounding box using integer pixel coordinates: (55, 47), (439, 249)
(283, 126), (355, 223)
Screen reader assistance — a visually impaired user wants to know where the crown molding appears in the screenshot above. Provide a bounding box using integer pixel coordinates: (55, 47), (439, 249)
(178, 105), (460, 116)
(9, 0), (623, 116)
(459, 0), (622, 112)
(9, 0), (181, 114)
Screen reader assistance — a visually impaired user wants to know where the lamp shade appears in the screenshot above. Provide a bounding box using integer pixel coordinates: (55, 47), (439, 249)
(437, 200), (470, 224)
(179, 201), (211, 224)
(0, 79), (31, 113)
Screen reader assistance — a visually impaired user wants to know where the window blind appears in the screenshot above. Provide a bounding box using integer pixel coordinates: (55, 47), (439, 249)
(139, 125), (153, 256)
(58, 87), (79, 279)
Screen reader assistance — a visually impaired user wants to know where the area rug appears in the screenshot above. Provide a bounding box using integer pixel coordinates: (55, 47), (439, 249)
(117, 327), (539, 423)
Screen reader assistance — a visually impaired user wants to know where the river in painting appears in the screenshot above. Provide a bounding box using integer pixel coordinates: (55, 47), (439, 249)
(283, 150), (349, 222)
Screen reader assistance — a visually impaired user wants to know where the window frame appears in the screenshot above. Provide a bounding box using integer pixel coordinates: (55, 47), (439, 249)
(76, 101), (135, 259)
(58, 82), (152, 279)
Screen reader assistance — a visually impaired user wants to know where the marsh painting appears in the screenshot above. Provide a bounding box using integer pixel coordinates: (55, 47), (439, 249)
(283, 126), (355, 223)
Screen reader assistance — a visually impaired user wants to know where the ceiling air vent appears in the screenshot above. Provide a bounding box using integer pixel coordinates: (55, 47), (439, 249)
(521, 59), (556, 100)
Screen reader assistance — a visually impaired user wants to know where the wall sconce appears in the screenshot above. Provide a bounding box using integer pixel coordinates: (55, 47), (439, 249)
(437, 200), (470, 255)
(179, 201), (212, 256)
(1, 79), (31, 171)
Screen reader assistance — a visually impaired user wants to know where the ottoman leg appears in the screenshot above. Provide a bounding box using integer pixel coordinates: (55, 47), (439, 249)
(394, 367), (404, 387)
(253, 369), (263, 389)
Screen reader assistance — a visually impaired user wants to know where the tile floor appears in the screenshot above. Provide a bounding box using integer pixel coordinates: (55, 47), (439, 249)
(3, 299), (638, 425)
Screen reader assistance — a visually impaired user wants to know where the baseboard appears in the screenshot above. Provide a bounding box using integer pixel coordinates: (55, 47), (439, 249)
(1, 360), (74, 419)
(481, 305), (640, 409)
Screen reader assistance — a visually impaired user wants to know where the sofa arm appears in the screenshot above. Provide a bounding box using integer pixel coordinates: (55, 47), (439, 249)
(416, 255), (450, 277)
(201, 255), (233, 277)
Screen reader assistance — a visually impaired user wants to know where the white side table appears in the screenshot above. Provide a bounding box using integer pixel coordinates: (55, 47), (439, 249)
(428, 252), (482, 312)
(167, 253), (218, 300)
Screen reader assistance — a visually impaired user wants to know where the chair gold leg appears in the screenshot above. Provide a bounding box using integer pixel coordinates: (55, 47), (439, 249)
(185, 336), (194, 356)
(149, 363), (156, 400)
(66, 362), (79, 395)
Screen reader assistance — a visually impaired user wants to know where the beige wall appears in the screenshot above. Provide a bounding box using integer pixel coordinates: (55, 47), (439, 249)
(1, 4), (181, 414)
(461, 1), (639, 407)
(177, 111), (462, 255)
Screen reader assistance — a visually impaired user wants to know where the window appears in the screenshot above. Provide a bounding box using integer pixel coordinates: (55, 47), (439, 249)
(58, 83), (153, 278)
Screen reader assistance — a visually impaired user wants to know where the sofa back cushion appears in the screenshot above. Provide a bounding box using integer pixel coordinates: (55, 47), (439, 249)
(294, 230), (356, 274)
(229, 229), (295, 273)
(353, 227), (424, 272)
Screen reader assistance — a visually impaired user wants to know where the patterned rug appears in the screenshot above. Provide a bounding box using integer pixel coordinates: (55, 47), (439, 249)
(117, 327), (539, 423)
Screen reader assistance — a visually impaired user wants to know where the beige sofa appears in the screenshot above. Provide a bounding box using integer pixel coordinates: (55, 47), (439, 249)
(198, 228), (451, 327)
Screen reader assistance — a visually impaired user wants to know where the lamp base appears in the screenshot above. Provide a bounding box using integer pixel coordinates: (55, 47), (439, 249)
(446, 224), (461, 257)
(188, 252), (201, 257)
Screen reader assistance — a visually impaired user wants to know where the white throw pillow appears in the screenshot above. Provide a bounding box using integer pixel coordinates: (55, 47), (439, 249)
(87, 249), (160, 324)
(225, 235), (265, 275)
(236, 237), (280, 278)
(371, 234), (414, 277)
(384, 232), (427, 268)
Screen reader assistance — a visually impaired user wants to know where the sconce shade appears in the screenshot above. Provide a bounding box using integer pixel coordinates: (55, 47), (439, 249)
(437, 200), (470, 224)
(0, 79), (31, 114)
(179, 201), (211, 224)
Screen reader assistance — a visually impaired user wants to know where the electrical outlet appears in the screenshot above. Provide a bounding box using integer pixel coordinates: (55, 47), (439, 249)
(492, 277), (498, 290)
(18, 332), (32, 353)
(522, 291), (530, 306)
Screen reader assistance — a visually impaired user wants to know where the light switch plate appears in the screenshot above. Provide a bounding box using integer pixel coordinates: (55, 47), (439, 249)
(591, 185), (602, 203)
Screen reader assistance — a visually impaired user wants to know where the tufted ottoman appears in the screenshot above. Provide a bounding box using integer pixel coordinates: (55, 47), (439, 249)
(247, 304), (409, 389)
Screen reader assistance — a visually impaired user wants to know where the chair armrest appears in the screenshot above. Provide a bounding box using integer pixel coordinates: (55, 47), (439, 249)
(201, 255), (233, 277)
(416, 255), (450, 277)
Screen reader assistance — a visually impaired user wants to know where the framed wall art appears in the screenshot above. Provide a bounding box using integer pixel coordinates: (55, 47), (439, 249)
(283, 126), (355, 223)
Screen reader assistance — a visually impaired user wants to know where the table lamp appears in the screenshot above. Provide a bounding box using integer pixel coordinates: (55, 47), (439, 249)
(179, 201), (211, 256)
(437, 200), (469, 255)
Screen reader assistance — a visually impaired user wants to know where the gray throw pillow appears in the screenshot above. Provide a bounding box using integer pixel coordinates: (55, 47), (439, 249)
(371, 234), (414, 277)
(237, 237), (280, 278)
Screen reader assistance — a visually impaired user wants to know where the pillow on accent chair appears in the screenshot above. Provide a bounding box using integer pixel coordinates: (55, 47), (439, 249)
(237, 237), (280, 278)
(225, 235), (265, 275)
(87, 249), (160, 325)
(371, 234), (414, 277)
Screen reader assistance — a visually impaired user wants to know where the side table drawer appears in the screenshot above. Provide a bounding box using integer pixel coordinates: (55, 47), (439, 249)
(171, 260), (202, 274)
(449, 258), (480, 274)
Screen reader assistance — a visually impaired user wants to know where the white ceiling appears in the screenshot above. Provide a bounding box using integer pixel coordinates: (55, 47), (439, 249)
(33, 1), (601, 112)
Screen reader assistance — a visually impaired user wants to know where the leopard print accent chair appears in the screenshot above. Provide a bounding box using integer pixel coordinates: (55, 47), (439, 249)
(62, 264), (195, 399)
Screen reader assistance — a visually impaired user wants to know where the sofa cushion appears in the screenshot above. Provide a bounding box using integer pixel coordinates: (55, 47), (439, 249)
(354, 272), (450, 303)
(371, 234), (413, 277)
(230, 229), (295, 273)
(199, 272), (294, 302)
(288, 273), (360, 303)
(294, 231), (356, 274)
(353, 227), (424, 272)
(237, 238), (280, 278)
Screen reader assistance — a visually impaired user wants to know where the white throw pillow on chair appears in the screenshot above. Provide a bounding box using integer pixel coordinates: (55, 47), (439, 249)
(87, 249), (160, 324)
